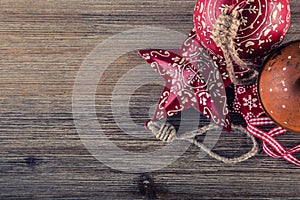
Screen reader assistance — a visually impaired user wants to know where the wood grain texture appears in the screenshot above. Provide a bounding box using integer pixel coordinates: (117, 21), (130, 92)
(0, 0), (300, 199)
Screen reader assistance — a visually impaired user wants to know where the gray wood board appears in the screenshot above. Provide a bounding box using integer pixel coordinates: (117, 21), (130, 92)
(0, 0), (299, 199)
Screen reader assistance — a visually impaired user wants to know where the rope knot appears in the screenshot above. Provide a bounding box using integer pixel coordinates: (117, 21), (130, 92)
(147, 121), (177, 143)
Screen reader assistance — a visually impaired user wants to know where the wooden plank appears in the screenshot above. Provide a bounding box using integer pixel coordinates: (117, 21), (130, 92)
(0, 0), (299, 199)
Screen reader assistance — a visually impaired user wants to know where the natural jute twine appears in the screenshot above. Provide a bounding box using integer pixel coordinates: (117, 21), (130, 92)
(147, 121), (258, 164)
(211, 1), (259, 85)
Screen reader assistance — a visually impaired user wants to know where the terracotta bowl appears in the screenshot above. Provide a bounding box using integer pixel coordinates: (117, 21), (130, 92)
(258, 40), (300, 133)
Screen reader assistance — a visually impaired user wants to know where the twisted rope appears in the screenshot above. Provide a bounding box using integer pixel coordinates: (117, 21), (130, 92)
(147, 121), (258, 164)
(211, 1), (258, 85)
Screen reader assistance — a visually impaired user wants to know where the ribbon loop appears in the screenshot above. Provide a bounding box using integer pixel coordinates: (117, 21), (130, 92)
(247, 117), (300, 166)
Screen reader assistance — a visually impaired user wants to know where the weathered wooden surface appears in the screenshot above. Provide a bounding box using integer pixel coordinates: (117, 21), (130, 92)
(0, 0), (300, 199)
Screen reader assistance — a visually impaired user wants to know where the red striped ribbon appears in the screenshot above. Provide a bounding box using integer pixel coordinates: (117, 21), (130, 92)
(247, 117), (300, 166)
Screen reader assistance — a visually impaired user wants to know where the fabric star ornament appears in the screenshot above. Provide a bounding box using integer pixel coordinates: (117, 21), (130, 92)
(230, 84), (300, 166)
(138, 31), (231, 131)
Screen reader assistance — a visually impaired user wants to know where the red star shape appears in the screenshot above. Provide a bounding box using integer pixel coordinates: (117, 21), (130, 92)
(138, 29), (230, 131)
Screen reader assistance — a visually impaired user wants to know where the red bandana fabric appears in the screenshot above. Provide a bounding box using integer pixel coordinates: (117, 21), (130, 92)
(139, 29), (300, 166)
